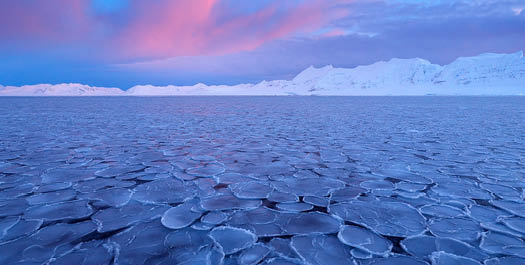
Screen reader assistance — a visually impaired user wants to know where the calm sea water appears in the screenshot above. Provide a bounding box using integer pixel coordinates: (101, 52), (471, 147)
(1, 96), (524, 264)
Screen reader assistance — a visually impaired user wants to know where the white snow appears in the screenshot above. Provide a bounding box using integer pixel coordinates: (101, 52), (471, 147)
(1, 51), (523, 96)
(0, 83), (124, 96)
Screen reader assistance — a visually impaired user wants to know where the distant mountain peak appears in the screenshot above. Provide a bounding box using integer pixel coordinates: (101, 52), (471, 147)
(293, 65), (334, 83)
(1, 51), (524, 96)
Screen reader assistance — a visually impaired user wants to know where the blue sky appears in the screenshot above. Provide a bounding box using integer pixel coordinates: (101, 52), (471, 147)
(0, 0), (524, 89)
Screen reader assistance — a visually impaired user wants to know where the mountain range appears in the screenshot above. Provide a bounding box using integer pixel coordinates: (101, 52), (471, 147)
(1, 51), (523, 96)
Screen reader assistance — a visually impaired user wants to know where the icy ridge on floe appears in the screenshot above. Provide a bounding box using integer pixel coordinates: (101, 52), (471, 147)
(1, 51), (523, 96)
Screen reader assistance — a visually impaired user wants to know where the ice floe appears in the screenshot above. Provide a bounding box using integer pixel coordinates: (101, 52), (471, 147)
(401, 235), (489, 261)
(201, 195), (262, 211)
(290, 235), (356, 265)
(24, 200), (93, 221)
(161, 201), (202, 229)
(209, 226), (257, 255)
(338, 225), (392, 256)
(428, 218), (481, 241)
(329, 200), (427, 237)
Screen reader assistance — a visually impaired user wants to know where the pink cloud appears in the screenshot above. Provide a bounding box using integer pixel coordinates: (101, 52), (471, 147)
(0, 0), (351, 60)
(115, 0), (219, 58)
(112, 0), (349, 60)
(140, 0), (351, 59)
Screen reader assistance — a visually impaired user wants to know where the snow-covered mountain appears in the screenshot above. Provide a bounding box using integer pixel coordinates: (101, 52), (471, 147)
(0, 83), (124, 96)
(1, 51), (523, 96)
(126, 51), (524, 96)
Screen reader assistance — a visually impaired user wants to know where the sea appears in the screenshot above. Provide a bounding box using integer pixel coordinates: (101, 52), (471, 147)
(1, 96), (524, 264)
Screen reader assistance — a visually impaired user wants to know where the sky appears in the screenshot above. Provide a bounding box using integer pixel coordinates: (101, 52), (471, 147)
(0, 0), (524, 89)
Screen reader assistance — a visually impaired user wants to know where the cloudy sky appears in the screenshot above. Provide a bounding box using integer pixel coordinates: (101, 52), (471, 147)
(1, 0), (524, 88)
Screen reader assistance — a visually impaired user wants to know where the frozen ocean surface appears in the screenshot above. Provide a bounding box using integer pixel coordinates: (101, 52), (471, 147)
(0, 96), (524, 265)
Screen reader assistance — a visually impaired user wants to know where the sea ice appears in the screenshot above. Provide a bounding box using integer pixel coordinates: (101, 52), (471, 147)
(420, 204), (466, 218)
(468, 204), (511, 223)
(36, 182), (72, 193)
(360, 180), (395, 190)
(432, 182), (492, 200)
(200, 195), (261, 211)
(330, 186), (366, 202)
(161, 201), (202, 229)
(368, 255), (429, 265)
(500, 217), (525, 234)
(164, 227), (224, 264)
(428, 218), (481, 241)
(268, 238), (301, 261)
(48, 240), (113, 265)
(480, 183), (522, 201)
(351, 248), (374, 259)
(263, 258), (299, 265)
(110, 220), (173, 264)
(0, 216), (20, 238)
(186, 163), (226, 177)
(480, 231), (525, 257)
(92, 201), (169, 232)
(480, 222), (524, 237)
(209, 226), (257, 255)
(132, 178), (196, 204)
(430, 251), (480, 265)
(0, 183), (36, 200)
(302, 196), (329, 207)
(290, 234), (356, 265)
(26, 189), (77, 205)
(24, 200), (93, 221)
(490, 200), (525, 217)
(484, 257), (525, 265)
(329, 200), (426, 237)
(238, 243), (271, 265)
(94, 165), (145, 178)
(400, 235), (488, 261)
(395, 182), (427, 192)
(0, 219), (42, 242)
(230, 181), (274, 199)
(77, 187), (132, 207)
(275, 202), (313, 212)
(337, 225), (392, 256)
(267, 190), (299, 203)
(0, 221), (97, 264)
(41, 169), (95, 184)
(281, 212), (341, 235)
(272, 178), (345, 197)
(0, 198), (30, 217)
(72, 178), (134, 193)
(201, 211), (229, 225)
(2, 96), (525, 264)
